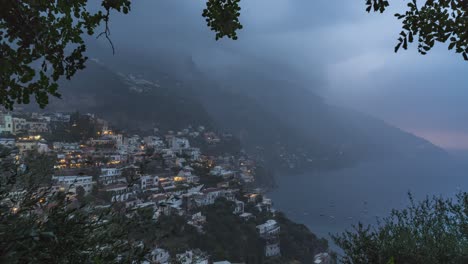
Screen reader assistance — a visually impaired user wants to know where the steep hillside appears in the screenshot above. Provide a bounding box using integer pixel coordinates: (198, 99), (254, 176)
(46, 60), (213, 132)
(206, 66), (444, 160)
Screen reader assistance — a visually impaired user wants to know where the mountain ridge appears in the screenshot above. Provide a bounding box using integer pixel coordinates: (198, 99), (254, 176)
(37, 52), (447, 172)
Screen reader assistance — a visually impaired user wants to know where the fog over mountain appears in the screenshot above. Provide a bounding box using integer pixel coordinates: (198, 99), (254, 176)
(44, 47), (445, 174)
(81, 0), (468, 153)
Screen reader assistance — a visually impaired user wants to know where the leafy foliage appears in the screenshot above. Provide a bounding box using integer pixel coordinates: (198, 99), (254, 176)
(203, 0), (243, 40)
(333, 192), (468, 264)
(0, 0), (127, 110)
(0, 0), (243, 110)
(276, 212), (329, 263)
(46, 111), (101, 143)
(366, 0), (468, 60)
(184, 198), (331, 263)
(189, 198), (266, 263)
(0, 146), (148, 263)
(153, 214), (197, 256)
(15, 151), (55, 188)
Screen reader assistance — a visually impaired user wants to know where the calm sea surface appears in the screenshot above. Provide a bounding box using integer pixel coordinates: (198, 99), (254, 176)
(268, 155), (468, 250)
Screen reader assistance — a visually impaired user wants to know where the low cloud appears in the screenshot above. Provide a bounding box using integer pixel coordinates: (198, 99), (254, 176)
(92, 0), (468, 149)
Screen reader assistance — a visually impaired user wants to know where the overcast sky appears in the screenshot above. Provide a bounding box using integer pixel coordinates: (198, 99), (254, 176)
(93, 0), (468, 150)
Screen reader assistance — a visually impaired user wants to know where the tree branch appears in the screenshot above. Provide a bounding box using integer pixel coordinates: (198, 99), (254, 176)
(96, 10), (115, 55)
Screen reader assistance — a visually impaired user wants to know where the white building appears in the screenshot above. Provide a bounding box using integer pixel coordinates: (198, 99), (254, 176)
(187, 212), (206, 232)
(256, 198), (274, 213)
(149, 248), (170, 264)
(182, 147), (201, 160)
(195, 189), (236, 206)
(53, 142), (80, 151)
(52, 175), (94, 194)
(314, 252), (332, 264)
(256, 220), (280, 237)
(100, 168), (122, 185)
(170, 137), (190, 152)
(37, 142), (49, 153)
(108, 154), (125, 163)
(176, 167), (199, 184)
(210, 166), (234, 178)
(49, 112), (71, 122)
(108, 134), (124, 147)
(102, 184), (133, 202)
(0, 113), (13, 134)
(125, 135), (142, 153)
(233, 200), (245, 214)
(144, 136), (165, 149)
(265, 242), (281, 257)
(25, 119), (49, 133)
(16, 139), (49, 154)
(12, 117), (27, 133)
(0, 138), (15, 148)
(176, 250), (209, 264)
(140, 175), (159, 190)
(257, 219), (281, 257)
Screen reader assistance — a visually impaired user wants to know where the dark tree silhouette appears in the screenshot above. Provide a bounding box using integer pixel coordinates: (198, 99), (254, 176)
(0, 0), (242, 110)
(76, 185), (86, 203)
(0, 146), (148, 263)
(367, 0), (468, 60)
(333, 192), (468, 264)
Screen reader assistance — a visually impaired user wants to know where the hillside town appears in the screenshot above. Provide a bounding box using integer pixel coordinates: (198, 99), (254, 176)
(0, 110), (332, 264)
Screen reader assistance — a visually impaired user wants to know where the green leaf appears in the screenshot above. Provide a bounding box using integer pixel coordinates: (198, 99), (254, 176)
(395, 42), (402, 53)
(448, 42), (456, 50)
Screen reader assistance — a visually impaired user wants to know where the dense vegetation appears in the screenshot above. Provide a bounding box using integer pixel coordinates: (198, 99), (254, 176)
(0, 146), (147, 263)
(0, 143), (330, 263)
(47, 112), (100, 142)
(333, 192), (468, 264)
(276, 212), (329, 263)
(189, 198), (266, 263)
(187, 198), (330, 263)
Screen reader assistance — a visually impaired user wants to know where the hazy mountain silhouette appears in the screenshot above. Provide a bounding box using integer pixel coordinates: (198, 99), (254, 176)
(41, 48), (445, 172)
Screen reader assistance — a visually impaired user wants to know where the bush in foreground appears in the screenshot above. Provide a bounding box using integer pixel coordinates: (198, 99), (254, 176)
(333, 192), (468, 264)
